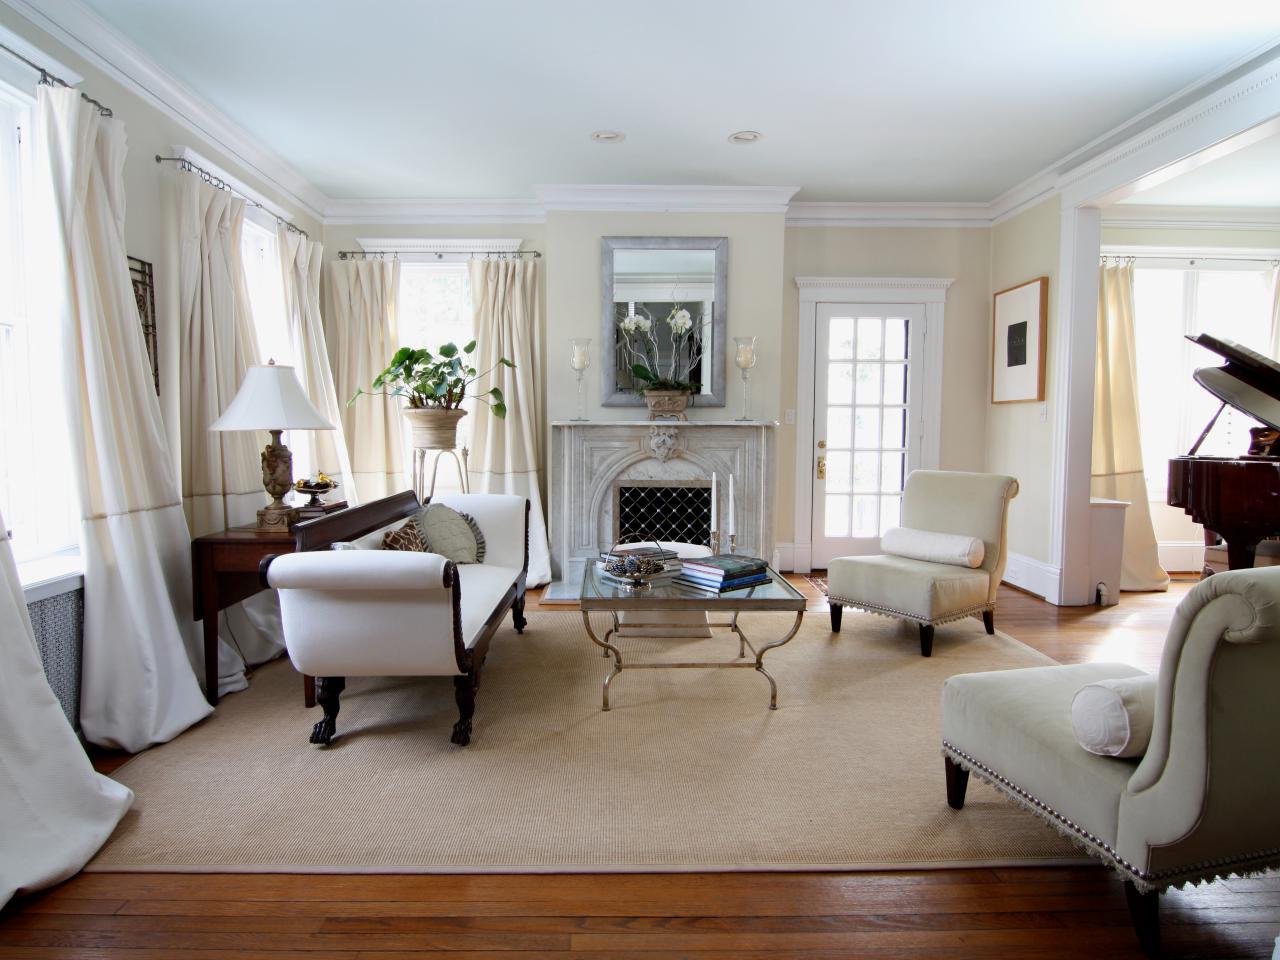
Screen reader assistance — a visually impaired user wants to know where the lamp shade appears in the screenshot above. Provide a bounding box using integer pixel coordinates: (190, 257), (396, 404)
(210, 362), (335, 432)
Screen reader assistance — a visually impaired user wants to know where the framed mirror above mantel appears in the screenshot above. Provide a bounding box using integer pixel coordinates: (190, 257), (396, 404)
(600, 236), (728, 407)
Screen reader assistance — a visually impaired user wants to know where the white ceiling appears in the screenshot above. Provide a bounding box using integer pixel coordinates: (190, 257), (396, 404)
(74, 0), (1280, 203)
(1116, 134), (1280, 207)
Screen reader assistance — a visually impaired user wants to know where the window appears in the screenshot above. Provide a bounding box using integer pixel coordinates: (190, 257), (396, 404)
(1132, 258), (1275, 501)
(0, 84), (77, 565)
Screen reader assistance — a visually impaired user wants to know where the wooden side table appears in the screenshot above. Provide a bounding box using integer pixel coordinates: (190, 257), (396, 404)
(191, 525), (306, 707)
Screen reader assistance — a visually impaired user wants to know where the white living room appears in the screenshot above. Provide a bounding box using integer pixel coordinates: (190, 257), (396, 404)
(2, 2), (1279, 958)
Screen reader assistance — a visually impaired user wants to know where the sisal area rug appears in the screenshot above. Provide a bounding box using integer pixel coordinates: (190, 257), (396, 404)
(90, 611), (1084, 873)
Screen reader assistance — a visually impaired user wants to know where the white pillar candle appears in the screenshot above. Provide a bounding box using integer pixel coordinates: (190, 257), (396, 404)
(710, 472), (718, 532)
(727, 474), (735, 537)
(570, 339), (591, 371)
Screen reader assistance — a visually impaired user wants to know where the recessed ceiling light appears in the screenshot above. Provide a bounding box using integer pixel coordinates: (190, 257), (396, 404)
(591, 130), (626, 144)
(728, 130), (763, 145)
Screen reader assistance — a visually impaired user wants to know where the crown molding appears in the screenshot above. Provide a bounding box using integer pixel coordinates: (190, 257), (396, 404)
(786, 201), (990, 228)
(1101, 204), (1280, 232)
(536, 184), (799, 213)
(2, 0), (327, 223)
(324, 198), (544, 225)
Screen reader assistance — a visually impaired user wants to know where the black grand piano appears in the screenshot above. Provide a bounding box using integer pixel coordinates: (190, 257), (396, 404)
(1168, 333), (1280, 571)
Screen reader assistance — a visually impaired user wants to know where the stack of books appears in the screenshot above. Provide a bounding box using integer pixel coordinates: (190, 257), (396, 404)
(674, 555), (770, 592)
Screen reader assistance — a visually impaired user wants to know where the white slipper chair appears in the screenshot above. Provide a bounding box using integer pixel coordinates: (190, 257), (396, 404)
(826, 470), (1018, 656)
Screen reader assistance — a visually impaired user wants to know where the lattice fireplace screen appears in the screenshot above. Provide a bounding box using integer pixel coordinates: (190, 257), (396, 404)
(615, 482), (712, 547)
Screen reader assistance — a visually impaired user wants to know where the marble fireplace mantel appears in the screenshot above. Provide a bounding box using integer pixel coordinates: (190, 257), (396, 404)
(545, 420), (777, 601)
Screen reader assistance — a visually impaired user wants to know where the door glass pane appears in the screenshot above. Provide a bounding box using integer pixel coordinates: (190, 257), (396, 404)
(856, 316), (883, 359)
(880, 495), (902, 534)
(855, 364), (881, 403)
(882, 363), (907, 404)
(828, 362), (853, 404)
(852, 496), (878, 536)
(880, 452), (904, 493)
(853, 452), (879, 492)
(825, 496), (850, 537)
(853, 407), (879, 448)
(826, 407), (853, 448)
(884, 317), (907, 360)
(826, 451), (851, 493)
(882, 408), (905, 450)
(828, 316), (855, 359)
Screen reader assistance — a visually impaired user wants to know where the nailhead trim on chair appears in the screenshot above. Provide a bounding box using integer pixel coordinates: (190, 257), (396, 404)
(828, 595), (994, 628)
(941, 740), (1280, 893)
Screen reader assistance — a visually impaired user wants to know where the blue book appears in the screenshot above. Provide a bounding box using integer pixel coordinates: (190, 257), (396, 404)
(674, 572), (770, 592)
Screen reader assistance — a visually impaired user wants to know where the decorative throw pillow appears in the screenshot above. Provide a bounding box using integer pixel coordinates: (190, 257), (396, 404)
(381, 519), (427, 553)
(882, 526), (985, 568)
(1070, 674), (1158, 758)
(415, 502), (486, 564)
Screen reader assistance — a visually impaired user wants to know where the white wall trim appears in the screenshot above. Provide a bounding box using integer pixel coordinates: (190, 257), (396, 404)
(1001, 552), (1062, 601)
(1159, 541), (1206, 574)
(786, 201), (991, 229)
(1101, 204), (1280, 232)
(791, 277), (953, 574)
(536, 183), (799, 214)
(355, 237), (523, 254)
(772, 542), (797, 572)
(325, 198), (545, 225)
(0, 20), (80, 84)
(2, 0), (327, 222)
(1101, 243), (1280, 261)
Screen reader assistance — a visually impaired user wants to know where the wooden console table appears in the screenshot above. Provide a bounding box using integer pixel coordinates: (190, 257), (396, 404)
(191, 524), (316, 707)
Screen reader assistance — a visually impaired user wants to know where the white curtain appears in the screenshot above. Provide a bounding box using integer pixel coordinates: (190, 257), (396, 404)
(0, 514), (132, 906)
(1092, 262), (1170, 592)
(467, 258), (551, 585)
(177, 174), (284, 695)
(327, 259), (406, 502)
(278, 226), (355, 502)
(1268, 264), (1280, 360)
(32, 86), (212, 750)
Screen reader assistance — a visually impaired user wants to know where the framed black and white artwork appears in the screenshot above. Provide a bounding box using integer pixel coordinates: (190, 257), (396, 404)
(991, 276), (1047, 404)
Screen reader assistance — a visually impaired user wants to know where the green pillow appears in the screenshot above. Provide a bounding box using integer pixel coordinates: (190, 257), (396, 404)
(415, 502), (486, 564)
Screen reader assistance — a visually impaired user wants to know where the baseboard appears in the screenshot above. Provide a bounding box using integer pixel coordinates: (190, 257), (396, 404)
(773, 542), (797, 571)
(1158, 540), (1205, 574)
(1002, 552), (1062, 603)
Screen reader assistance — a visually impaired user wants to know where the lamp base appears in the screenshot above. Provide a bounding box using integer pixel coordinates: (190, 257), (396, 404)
(259, 430), (299, 529)
(257, 500), (298, 529)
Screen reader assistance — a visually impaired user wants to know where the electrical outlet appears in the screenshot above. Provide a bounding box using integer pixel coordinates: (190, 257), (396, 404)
(784, 408), (796, 425)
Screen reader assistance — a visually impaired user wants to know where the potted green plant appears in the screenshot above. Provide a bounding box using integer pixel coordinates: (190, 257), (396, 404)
(351, 341), (514, 448)
(618, 305), (703, 420)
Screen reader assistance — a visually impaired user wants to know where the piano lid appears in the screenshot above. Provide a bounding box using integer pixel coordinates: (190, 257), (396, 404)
(1187, 333), (1280, 433)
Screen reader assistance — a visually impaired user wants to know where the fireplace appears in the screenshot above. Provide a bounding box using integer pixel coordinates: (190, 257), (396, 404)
(615, 481), (712, 547)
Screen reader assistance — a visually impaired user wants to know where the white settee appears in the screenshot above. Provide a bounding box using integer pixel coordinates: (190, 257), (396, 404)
(263, 491), (529, 746)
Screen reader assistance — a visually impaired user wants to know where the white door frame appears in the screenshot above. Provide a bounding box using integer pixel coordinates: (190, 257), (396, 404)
(792, 277), (953, 573)
(1046, 52), (1280, 605)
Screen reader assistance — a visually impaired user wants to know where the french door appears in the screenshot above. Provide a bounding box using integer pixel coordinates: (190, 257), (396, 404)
(810, 303), (926, 567)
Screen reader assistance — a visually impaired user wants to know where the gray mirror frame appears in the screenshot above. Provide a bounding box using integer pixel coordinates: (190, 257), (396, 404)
(601, 236), (728, 407)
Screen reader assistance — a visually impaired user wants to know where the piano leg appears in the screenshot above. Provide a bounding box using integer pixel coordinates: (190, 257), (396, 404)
(1226, 538), (1260, 571)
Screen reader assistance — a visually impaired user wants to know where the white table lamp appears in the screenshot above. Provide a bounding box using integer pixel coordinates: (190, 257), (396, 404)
(210, 360), (335, 529)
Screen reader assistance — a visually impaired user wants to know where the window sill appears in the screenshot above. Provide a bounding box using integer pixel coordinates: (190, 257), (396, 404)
(18, 551), (83, 604)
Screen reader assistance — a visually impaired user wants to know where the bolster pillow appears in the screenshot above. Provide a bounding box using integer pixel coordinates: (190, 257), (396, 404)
(1070, 674), (1158, 758)
(266, 550), (453, 591)
(881, 526), (985, 568)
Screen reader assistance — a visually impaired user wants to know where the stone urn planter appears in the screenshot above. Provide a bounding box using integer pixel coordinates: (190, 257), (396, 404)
(642, 389), (691, 421)
(402, 407), (468, 448)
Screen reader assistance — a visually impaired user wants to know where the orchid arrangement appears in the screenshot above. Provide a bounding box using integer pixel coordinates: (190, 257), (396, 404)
(617, 304), (704, 393)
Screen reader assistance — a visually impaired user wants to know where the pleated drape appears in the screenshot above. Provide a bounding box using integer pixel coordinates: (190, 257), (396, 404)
(467, 258), (551, 585)
(278, 226), (355, 501)
(1091, 262), (1170, 592)
(0, 514), (133, 905)
(327, 259), (406, 502)
(177, 174), (284, 694)
(32, 85), (212, 750)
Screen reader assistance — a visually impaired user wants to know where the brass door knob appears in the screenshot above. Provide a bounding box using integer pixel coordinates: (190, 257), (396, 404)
(816, 456), (826, 480)
(817, 440), (827, 449)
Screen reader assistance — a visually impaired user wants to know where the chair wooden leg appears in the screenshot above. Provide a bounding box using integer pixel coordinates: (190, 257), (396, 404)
(310, 676), (345, 745)
(829, 603), (843, 633)
(982, 610), (995, 635)
(1124, 881), (1161, 958)
(919, 624), (934, 657)
(944, 756), (969, 810)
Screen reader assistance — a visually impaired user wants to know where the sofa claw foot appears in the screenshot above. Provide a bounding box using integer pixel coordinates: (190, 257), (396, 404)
(450, 720), (472, 746)
(310, 717), (336, 745)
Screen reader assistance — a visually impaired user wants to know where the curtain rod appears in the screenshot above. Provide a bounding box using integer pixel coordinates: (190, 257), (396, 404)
(0, 41), (112, 116)
(338, 249), (542, 261)
(1102, 253), (1279, 265)
(154, 155), (310, 239)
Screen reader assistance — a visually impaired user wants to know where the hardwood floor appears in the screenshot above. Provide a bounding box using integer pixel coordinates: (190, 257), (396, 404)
(3, 577), (1275, 959)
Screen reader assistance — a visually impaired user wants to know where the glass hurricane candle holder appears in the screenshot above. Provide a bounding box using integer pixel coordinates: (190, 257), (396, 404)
(569, 338), (591, 421)
(733, 336), (758, 421)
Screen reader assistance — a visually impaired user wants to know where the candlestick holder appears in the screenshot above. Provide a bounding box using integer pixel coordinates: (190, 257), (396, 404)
(728, 533), (737, 554)
(709, 529), (721, 556)
(569, 338), (591, 421)
(733, 336), (758, 422)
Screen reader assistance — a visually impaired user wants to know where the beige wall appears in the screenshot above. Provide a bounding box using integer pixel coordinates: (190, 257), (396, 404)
(776, 226), (992, 544)
(544, 210), (787, 424)
(985, 197), (1062, 564)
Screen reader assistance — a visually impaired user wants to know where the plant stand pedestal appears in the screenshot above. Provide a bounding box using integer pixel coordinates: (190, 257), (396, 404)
(412, 445), (470, 501)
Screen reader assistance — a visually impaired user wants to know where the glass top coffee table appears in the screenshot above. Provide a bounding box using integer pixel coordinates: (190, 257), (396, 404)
(579, 563), (806, 711)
